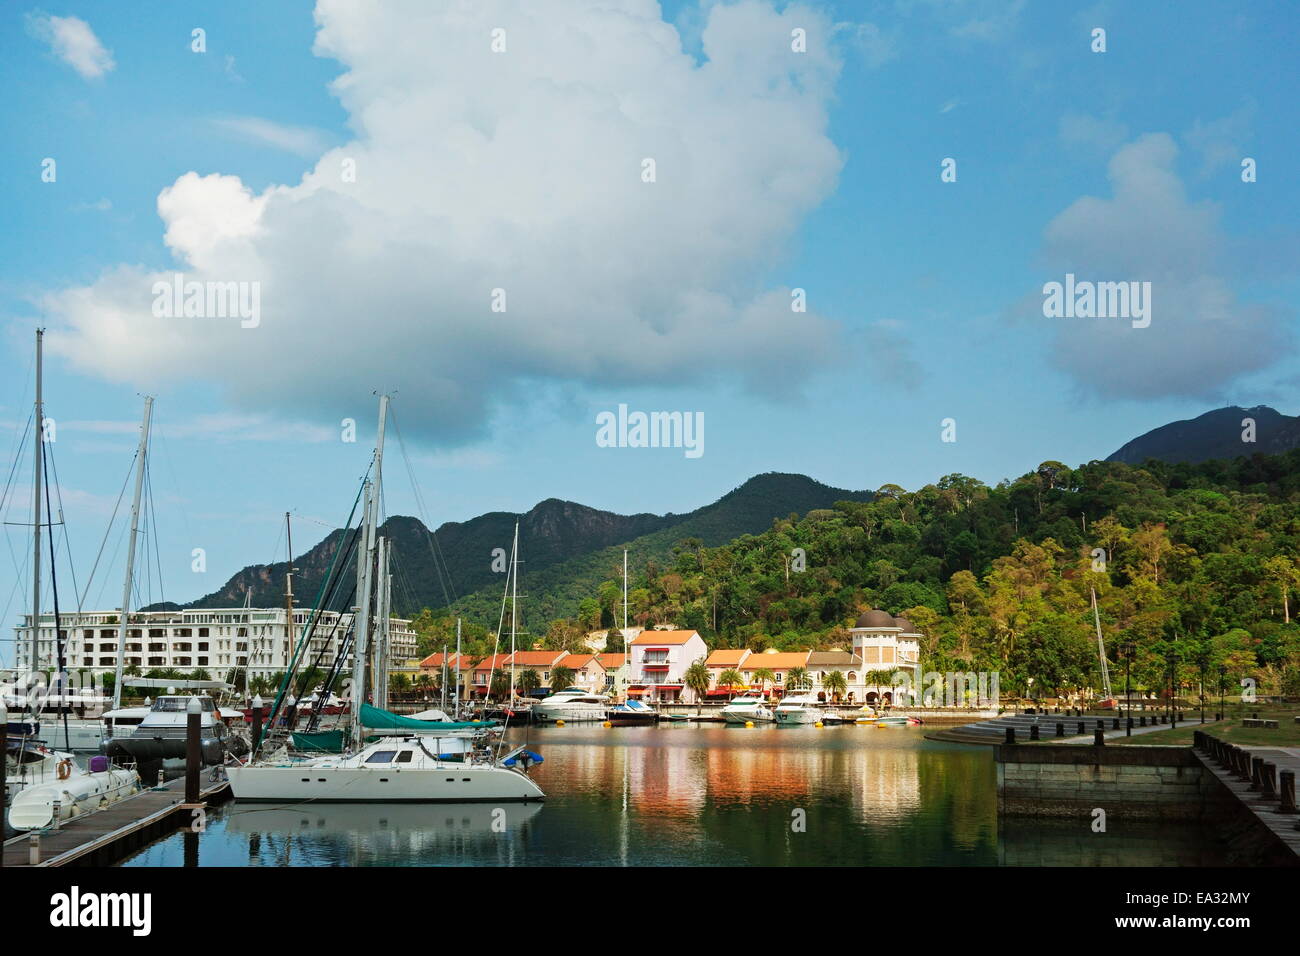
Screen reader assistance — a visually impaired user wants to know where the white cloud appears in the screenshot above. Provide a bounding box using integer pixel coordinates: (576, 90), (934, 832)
(27, 13), (115, 80)
(40, 0), (848, 446)
(1184, 101), (1255, 176)
(211, 116), (331, 157)
(1041, 133), (1290, 399)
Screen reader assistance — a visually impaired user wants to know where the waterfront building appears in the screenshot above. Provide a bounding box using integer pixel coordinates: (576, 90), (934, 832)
(596, 652), (627, 690)
(628, 629), (708, 702)
(704, 648), (751, 690)
(505, 650), (568, 690)
(554, 653), (607, 692)
(12, 608), (416, 682)
(739, 650), (810, 694)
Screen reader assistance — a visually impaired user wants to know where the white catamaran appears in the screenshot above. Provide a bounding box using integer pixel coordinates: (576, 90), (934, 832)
(226, 395), (544, 803)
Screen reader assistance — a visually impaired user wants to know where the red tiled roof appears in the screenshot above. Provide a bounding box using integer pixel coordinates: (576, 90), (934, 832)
(631, 630), (699, 645)
(705, 649), (749, 667)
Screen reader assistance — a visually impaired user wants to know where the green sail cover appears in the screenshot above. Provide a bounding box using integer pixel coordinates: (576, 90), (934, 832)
(359, 702), (496, 732)
(292, 730), (345, 752)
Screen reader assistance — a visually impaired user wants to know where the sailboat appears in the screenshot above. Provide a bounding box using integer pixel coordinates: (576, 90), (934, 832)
(1092, 587), (1117, 710)
(5, 330), (141, 831)
(226, 395), (544, 803)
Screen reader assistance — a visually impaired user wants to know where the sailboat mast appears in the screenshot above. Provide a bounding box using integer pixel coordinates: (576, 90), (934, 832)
(283, 512), (295, 671)
(510, 521), (519, 701)
(454, 617), (461, 716)
(622, 548), (628, 698)
(1092, 586), (1113, 700)
(112, 395), (153, 710)
(350, 482), (375, 744)
(29, 329), (44, 682)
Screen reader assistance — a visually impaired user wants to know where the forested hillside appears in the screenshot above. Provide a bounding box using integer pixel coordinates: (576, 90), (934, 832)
(425, 453), (1300, 699)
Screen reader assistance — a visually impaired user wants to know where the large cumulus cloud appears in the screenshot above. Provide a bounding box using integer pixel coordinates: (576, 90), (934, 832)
(1043, 133), (1289, 400)
(41, 0), (847, 443)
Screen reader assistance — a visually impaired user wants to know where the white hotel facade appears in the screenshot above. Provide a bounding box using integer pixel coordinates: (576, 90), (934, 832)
(12, 608), (417, 681)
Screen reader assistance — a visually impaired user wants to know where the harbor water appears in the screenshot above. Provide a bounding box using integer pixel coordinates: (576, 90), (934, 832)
(119, 723), (1231, 866)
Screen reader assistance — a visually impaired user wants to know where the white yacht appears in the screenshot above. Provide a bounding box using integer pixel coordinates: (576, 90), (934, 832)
(530, 687), (609, 722)
(47, 705), (150, 753)
(721, 692), (775, 724)
(227, 734), (544, 803)
(774, 689), (824, 725)
(6, 751), (139, 830)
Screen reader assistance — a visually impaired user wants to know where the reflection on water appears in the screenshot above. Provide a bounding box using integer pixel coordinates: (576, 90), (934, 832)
(120, 724), (1226, 867)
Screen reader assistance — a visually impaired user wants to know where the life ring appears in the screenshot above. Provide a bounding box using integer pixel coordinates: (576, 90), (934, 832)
(56, 759), (73, 781)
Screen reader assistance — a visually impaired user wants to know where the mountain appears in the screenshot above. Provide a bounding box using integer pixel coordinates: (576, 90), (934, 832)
(1106, 405), (1300, 466)
(183, 473), (871, 626)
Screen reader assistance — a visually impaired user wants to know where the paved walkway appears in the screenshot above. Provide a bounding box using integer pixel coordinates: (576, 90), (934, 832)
(1194, 744), (1300, 861)
(927, 711), (1212, 745)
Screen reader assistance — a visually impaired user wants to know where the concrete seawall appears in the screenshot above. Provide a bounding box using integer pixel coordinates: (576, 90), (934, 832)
(995, 745), (1227, 820)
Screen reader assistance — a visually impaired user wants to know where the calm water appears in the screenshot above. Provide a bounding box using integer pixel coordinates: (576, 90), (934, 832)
(120, 724), (1228, 867)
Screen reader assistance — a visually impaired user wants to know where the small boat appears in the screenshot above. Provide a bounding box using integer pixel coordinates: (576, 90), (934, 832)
(774, 690), (823, 725)
(869, 715), (923, 727)
(531, 687), (609, 723)
(607, 699), (659, 725)
(720, 693), (775, 724)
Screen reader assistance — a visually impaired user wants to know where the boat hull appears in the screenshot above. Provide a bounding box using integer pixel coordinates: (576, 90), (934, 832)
(226, 763), (545, 803)
(531, 704), (607, 722)
(721, 709), (775, 724)
(6, 767), (140, 830)
(774, 708), (822, 725)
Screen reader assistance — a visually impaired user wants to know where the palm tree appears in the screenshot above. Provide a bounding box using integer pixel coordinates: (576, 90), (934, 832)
(751, 667), (776, 698)
(823, 670), (848, 703)
(519, 668), (541, 698)
(863, 668), (897, 707)
(389, 672), (411, 699)
(718, 668), (743, 696)
(684, 658), (710, 713)
(787, 666), (810, 692)
(550, 665), (575, 693)
(488, 668), (510, 699)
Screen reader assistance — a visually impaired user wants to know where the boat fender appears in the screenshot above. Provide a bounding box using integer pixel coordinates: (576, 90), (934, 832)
(56, 759), (73, 780)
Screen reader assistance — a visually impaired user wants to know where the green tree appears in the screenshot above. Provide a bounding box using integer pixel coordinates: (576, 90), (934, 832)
(519, 668), (541, 697)
(684, 658), (710, 711)
(822, 670), (848, 702)
(750, 667), (776, 697)
(550, 665), (575, 692)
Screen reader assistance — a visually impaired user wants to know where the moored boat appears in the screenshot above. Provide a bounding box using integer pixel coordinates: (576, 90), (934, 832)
(774, 690), (823, 725)
(720, 692), (774, 724)
(531, 687), (609, 722)
(607, 698), (658, 725)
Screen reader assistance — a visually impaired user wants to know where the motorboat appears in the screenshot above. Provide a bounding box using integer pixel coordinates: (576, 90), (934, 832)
(774, 690), (824, 725)
(104, 695), (249, 770)
(46, 705), (150, 753)
(531, 687), (609, 722)
(867, 714), (923, 727)
(6, 752), (139, 831)
(607, 698), (658, 725)
(227, 735), (545, 803)
(720, 693), (775, 724)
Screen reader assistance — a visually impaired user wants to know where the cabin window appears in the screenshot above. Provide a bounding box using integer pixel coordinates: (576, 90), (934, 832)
(365, 750), (397, 764)
(396, 751), (414, 763)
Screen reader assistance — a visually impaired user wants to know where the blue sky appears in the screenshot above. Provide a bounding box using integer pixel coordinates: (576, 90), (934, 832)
(2, 1), (1298, 650)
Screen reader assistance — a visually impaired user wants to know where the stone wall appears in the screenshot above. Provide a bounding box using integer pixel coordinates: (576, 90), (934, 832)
(995, 745), (1231, 821)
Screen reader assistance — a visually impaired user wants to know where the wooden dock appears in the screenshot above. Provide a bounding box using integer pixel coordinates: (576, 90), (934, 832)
(2, 775), (230, 867)
(1193, 743), (1300, 862)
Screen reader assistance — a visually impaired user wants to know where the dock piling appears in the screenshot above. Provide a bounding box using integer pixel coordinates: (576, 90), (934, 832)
(185, 697), (202, 805)
(1279, 771), (1298, 814)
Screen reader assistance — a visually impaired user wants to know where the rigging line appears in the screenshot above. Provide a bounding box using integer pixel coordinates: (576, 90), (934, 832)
(153, 423), (196, 548)
(77, 452), (136, 610)
(37, 437), (70, 749)
(146, 463), (166, 608)
(389, 408), (458, 611)
(0, 415), (35, 591)
(0, 410), (35, 517)
(44, 433), (83, 614)
(92, 515), (130, 611)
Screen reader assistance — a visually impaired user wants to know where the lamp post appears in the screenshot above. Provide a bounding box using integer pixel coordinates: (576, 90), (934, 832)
(1197, 655), (1208, 725)
(1119, 642), (1134, 737)
(1218, 665), (1226, 722)
(1167, 647), (1177, 729)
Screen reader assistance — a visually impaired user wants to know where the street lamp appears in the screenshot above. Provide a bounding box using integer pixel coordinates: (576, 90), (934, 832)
(1119, 642), (1135, 736)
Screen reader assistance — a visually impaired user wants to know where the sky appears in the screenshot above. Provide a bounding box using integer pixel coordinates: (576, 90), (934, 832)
(1, 0), (1297, 655)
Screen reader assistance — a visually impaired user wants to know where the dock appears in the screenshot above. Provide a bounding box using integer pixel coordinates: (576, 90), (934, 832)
(2, 774), (230, 867)
(1193, 734), (1300, 862)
